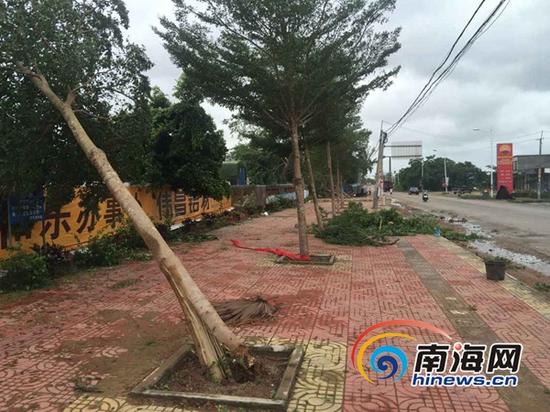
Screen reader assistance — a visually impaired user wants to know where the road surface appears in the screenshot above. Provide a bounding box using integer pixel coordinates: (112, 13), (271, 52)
(392, 192), (550, 260)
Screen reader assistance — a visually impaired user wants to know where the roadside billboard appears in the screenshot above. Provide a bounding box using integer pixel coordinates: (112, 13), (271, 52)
(496, 143), (513, 193)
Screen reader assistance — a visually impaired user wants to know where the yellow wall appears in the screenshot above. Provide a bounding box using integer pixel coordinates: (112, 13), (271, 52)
(0, 186), (232, 258)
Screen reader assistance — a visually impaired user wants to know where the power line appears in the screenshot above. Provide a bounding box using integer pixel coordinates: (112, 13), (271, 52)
(388, 125), (540, 142)
(385, 0), (487, 135)
(386, 0), (509, 136)
(479, 0), (511, 35)
(407, 0), (510, 120)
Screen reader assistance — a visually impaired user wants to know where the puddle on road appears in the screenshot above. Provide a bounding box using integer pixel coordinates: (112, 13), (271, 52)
(393, 199), (550, 276)
(470, 240), (550, 276)
(444, 215), (550, 276)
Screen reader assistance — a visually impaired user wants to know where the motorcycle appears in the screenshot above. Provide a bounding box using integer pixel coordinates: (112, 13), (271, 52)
(422, 192), (429, 202)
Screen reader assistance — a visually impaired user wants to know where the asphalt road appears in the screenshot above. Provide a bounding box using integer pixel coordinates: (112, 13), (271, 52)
(392, 192), (550, 260)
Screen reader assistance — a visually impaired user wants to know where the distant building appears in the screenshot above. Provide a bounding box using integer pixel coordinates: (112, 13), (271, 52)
(220, 162), (247, 185)
(513, 154), (550, 192)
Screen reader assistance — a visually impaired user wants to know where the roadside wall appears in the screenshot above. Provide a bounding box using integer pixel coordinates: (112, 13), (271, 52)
(230, 184), (296, 208)
(0, 187), (231, 258)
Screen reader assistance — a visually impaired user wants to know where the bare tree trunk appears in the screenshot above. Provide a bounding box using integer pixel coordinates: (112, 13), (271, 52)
(22, 68), (243, 382)
(326, 141), (337, 216)
(303, 142), (324, 230)
(290, 121), (309, 256)
(336, 160), (343, 210)
(337, 161), (345, 209)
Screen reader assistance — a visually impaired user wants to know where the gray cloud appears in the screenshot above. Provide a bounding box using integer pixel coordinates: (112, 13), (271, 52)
(125, 0), (550, 171)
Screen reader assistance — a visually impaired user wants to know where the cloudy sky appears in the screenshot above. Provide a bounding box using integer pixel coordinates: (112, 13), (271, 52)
(125, 0), (550, 173)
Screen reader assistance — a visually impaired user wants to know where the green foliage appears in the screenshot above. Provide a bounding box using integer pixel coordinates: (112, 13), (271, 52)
(397, 157), (489, 192)
(439, 229), (481, 242)
(73, 235), (125, 268)
(147, 101), (229, 199)
(231, 130), (291, 185)
(265, 197), (296, 213)
(305, 114), (374, 192)
(72, 220), (154, 268)
(0, 0), (152, 209)
(31, 243), (74, 276)
(157, 0), (400, 158)
(483, 255), (509, 264)
(0, 251), (49, 291)
(534, 282), (550, 292)
(316, 202), (479, 246)
(110, 220), (147, 250)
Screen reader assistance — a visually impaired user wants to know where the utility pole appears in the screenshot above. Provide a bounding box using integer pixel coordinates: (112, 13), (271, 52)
(538, 130), (544, 200)
(490, 135), (494, 198)
(421, 158), (424, 190)
(372, 121), (387, 209)
(443, 157), (448, 193)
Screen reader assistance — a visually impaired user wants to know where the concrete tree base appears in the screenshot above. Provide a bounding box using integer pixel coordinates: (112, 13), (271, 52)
(131, 344), (304, 410)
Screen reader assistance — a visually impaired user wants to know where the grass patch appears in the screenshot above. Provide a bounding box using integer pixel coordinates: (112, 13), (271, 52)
(533, 282), (550, 292)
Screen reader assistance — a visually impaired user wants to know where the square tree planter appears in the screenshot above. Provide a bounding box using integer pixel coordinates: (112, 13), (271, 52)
(131, 344), (304, 411)
(276, 254), (336, 266)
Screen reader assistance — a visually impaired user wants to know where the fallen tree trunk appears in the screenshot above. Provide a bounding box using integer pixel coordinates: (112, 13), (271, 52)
(20, 66), (245, 382)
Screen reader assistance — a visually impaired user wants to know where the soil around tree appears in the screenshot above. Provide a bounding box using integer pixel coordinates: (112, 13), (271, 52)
(153, 350), (287, 398)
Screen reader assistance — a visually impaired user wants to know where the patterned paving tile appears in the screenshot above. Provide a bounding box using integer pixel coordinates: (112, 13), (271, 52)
(0, 201), (547, 411)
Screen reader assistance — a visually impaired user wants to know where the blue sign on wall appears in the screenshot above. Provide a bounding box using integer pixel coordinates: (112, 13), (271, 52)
(8, 194), (45, 225)
(238, 166), (247, 186)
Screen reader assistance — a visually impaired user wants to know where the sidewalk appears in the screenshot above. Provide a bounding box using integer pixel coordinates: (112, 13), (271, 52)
(0, 201), (548, 411)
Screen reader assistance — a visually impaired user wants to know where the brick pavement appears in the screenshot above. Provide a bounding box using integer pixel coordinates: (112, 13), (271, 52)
(0, 200), (548, 411)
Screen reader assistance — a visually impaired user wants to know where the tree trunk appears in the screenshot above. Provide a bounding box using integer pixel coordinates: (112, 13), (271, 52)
(336, 160), (343, 210)
(23, 69), (244, 382)
(290, 121), (309, 256)
(303, 142), (324, 230)
(326, 141), (337, 216)
(338, 162), (345, 209)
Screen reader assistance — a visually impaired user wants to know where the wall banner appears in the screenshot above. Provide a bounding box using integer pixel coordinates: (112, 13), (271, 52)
(496, 143), (514, 194)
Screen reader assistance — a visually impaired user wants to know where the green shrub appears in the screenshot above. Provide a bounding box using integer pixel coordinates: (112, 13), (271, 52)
(73, 235), (125, 268)
(0, 251), (49, 291)
(32, 243), (74, 276)
(265, 197), (295, 213)
(111, 221), (147, 250)
(315, 202), (479, 246)
(441, 229), (481, 241)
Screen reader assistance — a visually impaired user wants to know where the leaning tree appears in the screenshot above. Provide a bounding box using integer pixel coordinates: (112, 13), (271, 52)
(1, 0), (245, 381)
(157, 0), (401, 256)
